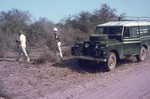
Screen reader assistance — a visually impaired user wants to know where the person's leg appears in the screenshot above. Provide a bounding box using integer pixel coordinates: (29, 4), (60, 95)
(58, 46), (63, 58)
(53, 46), (58, 55)
(16, 46), (23, 62)
(21, 46), (30, 62)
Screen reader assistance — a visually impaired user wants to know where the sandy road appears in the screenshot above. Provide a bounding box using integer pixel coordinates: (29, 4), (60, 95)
(74, 59), (150, 99)
(0, 49), (150, 99)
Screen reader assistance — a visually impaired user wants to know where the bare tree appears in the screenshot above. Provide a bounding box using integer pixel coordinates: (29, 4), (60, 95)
(27, 18), (55, 47)
(0, 9), (31, 33)
(0, 9), (31, 48)
(91, 4), (118, 26)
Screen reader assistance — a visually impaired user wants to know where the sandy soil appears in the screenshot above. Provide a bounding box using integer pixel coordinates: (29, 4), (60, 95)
(0, 48), (150, 99)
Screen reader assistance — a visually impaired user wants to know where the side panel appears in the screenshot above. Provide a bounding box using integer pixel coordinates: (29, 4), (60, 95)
(123, 39), (141, 55)
(106, 42), (124, 59)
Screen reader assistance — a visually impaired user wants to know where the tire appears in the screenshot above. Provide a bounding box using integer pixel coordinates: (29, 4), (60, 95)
(104, 52), (117, 71)
(136, 47), (147, 62)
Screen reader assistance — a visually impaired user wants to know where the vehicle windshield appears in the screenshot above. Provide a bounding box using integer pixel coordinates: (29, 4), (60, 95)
(95, 26), (123, 35)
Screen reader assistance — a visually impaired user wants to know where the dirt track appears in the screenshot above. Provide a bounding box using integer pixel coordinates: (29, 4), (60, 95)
(0, 48), (150, 99)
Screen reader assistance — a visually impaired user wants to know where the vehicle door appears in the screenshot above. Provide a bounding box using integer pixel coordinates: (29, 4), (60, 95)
(123, 26), (141, 56)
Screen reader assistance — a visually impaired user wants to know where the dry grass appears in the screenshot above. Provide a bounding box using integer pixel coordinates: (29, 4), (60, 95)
(46, 35), (55, 50)
(0, 38), (5, 58)
(35, 50), (59, 64)
(63, 47), (71, 57)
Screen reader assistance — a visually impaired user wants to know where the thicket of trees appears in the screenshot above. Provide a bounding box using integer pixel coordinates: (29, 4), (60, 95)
(0, 4), (125, 57)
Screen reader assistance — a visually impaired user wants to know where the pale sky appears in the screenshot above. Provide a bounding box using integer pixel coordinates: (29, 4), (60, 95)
(0, 0), (150, 23)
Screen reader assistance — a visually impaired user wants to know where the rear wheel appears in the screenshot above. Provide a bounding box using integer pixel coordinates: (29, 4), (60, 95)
(136, 47), (147, 62)
(104, 52), (117, 71)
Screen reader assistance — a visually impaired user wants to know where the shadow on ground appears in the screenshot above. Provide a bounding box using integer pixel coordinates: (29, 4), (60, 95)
(52, 57), (138, 73)
(53, 59), (102, 73)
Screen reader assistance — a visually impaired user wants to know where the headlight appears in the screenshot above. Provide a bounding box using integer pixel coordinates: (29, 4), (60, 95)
(75, 42), (83, 48)
(85, 43), (89, 48)
(75, 44), (80, 47)
(101, 46), (105, 49)
(95, 44), (99, 49)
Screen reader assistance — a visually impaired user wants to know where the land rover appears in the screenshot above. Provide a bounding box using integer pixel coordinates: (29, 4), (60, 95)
(71, 21), (150, 71)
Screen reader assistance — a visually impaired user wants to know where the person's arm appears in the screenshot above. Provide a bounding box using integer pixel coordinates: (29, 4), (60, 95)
(16, 40), (20, 44)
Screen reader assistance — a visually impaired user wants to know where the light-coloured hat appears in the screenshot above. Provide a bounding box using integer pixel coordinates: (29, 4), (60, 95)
(53, 27), (58, 32)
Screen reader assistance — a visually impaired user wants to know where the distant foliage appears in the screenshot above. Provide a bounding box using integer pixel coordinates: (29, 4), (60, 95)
(62, 4), (120, 35)
(27, 18), (54, 47)
(0, 9), (31, 52)
(0, 9), (31, 33)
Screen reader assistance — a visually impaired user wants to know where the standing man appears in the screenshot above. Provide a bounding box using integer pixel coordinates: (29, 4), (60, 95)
(53, 27), (63, 60)
(16, 30), (30, 63)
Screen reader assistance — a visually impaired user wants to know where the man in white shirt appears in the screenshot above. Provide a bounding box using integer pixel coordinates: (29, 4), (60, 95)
(16, 30), (30, 62)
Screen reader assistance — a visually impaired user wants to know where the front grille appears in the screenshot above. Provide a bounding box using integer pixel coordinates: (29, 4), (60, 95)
(83, 43), (96, 57)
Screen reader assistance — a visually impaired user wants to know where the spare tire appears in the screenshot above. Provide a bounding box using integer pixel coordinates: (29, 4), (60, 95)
(89, 34), (108, 41)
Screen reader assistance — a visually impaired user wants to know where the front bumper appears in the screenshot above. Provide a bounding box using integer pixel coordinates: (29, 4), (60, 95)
(74, 56), (107, 62)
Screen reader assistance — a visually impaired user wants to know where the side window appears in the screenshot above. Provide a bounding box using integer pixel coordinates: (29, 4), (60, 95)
(130, 27), (140, 37)
(124, 27), (130, 37)
(140, 26), (148, 36)
(95, 27), (106, 34)
(124, 27), (139, 38)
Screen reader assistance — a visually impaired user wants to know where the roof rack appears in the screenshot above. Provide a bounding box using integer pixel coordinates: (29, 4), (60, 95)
(108, 16), (150, 21)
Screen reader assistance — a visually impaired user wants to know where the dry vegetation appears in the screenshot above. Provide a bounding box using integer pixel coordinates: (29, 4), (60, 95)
(35, 50), (59, 64)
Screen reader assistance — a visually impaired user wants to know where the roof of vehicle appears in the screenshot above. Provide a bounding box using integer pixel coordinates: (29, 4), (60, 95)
(97, 21), (150, 27)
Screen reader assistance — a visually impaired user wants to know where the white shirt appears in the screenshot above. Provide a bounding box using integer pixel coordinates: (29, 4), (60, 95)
(20, 34), (26, 47)
(57, 41), (61, 47)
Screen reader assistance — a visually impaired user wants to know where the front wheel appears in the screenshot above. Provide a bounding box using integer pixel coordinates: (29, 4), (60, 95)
(136, 47), (147, 62)
(104, 52), (117, 71)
